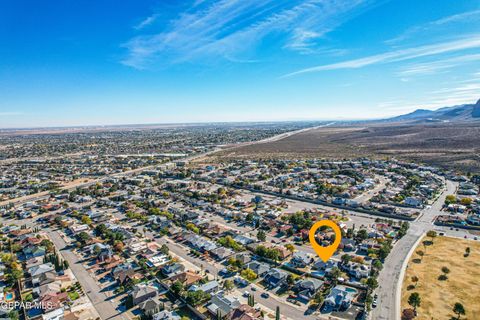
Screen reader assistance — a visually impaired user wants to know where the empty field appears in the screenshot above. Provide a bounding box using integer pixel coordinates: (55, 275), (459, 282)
(401, 236), (480, 320)
(210, 122), (480, 172)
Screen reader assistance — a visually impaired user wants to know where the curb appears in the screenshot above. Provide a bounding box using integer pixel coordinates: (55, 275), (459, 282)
(395, 232), (425, 320)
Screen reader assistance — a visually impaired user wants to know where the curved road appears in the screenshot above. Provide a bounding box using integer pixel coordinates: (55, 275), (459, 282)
(372, 180), (457, 320)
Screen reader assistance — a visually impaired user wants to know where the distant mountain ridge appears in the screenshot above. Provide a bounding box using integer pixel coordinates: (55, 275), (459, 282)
(389, 98), (480, 122)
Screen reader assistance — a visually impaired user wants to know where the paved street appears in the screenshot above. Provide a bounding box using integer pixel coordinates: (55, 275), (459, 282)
(372, 180), (458, 320)
(48, 230), (129, 320)
(156, 237), (320, 320)
(353, 175), (389, 203)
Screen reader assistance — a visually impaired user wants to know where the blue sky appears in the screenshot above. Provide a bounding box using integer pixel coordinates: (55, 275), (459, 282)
(1, 0), (479, 128)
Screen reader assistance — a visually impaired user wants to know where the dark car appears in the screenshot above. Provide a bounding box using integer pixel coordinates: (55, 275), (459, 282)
(261, 292), (270, 299)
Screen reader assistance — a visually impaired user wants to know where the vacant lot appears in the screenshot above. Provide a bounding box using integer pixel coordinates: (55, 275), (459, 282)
(209, 122), (480, 172)
(401, 236), (480, 319)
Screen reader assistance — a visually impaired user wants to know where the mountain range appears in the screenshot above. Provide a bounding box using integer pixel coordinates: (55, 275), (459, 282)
(389, 98), (480, 122)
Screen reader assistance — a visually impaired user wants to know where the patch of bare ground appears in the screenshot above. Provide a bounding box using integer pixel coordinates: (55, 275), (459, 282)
(401, 236), (480, 319)
(206, 122), (480, 172)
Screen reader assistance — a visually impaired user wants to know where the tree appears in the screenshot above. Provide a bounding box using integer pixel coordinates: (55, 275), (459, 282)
(6, 268), (23, 285)
(286, 274), (297, 287)
(341, 254), (352, 265)
(241, 268), (258, 282)
(223, 280), (234, 293)
(77, 232), (90, 244)
(411, 275), (419, 288)
(372, 260), (383, 271)
(366, 277), (378, 292)
(426, 230), (437, 244)
(186, 290), (210, 306)
(171, 281), (184, 295)
(285, 244), (295, 253)
(256, 230), (266, 242)
(186, 223), (200, 234)
(247, 294), (255, 307)
(453, 302), (466, 320)
(445, 195), (457, 205)
(160, 244), (169, 255)
(407, 292), (421, 312)
(356, 229), (368, 241)
(329, 267), (341, 283)
(378, 243), (392, 261)
(275, 306), (280, 320)
(416, 250), (424, 261)
(401, 309), (416, 320)
(313, 292), (324, 306)
(81, 215), (92, 225)
(441, 266), (450, 274)
(460, 197), (472, 206)
(7, 310), (19, 320)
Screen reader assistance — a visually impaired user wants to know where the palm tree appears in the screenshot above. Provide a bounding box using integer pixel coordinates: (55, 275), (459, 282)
(453, 303), (465, 320)
(408, 292), (421, 312)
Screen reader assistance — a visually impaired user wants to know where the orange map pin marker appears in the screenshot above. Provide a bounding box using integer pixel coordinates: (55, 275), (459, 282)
(309, 220), (342, 262)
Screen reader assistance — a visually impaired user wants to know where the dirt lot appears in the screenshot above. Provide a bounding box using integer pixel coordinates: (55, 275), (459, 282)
(208, 122), (480, 173)
(401, 236), (480, 320)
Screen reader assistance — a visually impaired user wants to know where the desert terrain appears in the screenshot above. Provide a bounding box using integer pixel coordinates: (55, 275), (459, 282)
(210, 122), (480, 172)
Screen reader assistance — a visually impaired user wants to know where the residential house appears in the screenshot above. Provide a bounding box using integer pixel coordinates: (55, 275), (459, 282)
(211, 247), (234, 261)
(234, 253), (252, 265)
(293, 278), (324, 302)
(263, 268), (287, 288)
(225, 304), (262, 320)
(162, 263), (185, 278)
(290, 251), (313, 268)
(244, 261), (270, 277)
(342, 262), (370, 279)
(138, 296), (163, 316)
(189, 280), (219, 294)
(146, 254), (170, 268)
(323, 285), (357, 311)
(207, 291), (241, 317)
(23, 245), (46, 260)
(131, 284), (158, 305)
(152, 310), (181, 320)
(168, 271), (202, 287)
(29, 263), (55, 286)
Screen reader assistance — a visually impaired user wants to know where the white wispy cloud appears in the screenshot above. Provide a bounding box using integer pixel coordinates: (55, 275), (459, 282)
(397, 53), (480, 77)
(121, 0), (373, 69)
(283, 35), (480, 77)
(386, 9), (480, 45)
(378, 77), (480, 116)
(134, 14), (160, 30)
